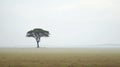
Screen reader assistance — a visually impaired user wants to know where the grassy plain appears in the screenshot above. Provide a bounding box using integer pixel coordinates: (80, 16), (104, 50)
(0, 48), (120, 67)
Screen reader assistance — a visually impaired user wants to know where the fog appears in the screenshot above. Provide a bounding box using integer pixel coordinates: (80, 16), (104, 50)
(0, 0), (120, 47)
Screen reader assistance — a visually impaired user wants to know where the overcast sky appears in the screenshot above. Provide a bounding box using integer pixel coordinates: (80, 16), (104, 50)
(0, 0), (120, 47)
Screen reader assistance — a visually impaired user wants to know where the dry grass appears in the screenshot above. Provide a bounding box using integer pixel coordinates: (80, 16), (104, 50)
(0, 48), (120, 67)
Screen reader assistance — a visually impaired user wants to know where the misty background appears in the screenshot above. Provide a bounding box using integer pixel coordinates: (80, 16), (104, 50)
(0, 0), (120, 47)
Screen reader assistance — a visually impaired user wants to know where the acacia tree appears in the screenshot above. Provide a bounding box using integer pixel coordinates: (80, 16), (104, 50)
(26, 28), (50, 48)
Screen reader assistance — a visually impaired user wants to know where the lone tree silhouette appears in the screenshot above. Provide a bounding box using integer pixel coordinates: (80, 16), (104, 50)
(26, 28), (50, 48)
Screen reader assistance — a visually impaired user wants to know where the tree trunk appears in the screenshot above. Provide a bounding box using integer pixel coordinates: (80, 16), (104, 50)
(37, 41), (39, 48)
(35, 37), (40, 48)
